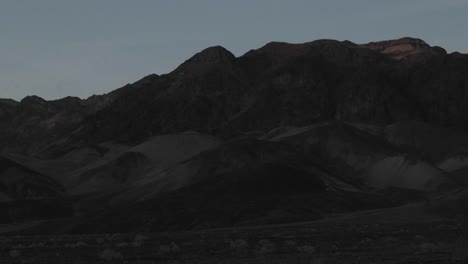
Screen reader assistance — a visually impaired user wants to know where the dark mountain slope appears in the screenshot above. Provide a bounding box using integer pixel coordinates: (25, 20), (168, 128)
(262, 122), (454, 191)
(71, 138), (407, 233)
(0, 155), (63, 200)
(0, 155), (71, 223)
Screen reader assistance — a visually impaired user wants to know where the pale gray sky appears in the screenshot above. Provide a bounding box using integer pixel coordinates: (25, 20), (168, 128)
(1, 0), (467, 100)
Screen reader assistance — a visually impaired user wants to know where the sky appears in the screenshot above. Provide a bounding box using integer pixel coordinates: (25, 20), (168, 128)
(1, 0), (467, 101)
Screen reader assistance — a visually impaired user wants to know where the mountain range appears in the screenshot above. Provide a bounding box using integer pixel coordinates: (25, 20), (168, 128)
(1, 37), (468, 234)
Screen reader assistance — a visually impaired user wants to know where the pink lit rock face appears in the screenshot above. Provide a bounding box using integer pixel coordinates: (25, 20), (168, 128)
(0, 37), (468, 262)
(361, 37), (446, 60)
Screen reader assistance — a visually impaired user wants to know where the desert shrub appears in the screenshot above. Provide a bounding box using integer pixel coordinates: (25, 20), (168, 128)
(358, 237), (373, 248)
(132, 234), (148, 247)
(414, 234), (425, 241)
(63, 241), (87, 248)
(9, 249), (21, 258)
(229, 239), (249, 255)
(158, 242), (180, 255)
(379, 236), (399, 247)
(281, 240), (297, 253)
(419, 242), (439, 253)
(297, 244), (316, 255)
(99, 248), (123, 261)
(96, 237), (105, 244)
(171, 242), (180, 253)
(158, 244), (172, 255)
(254, 239), (276, 255)
(116, 242), (129, 248)
(452, 237), (468, 260)
(73, 241), (88, 248)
